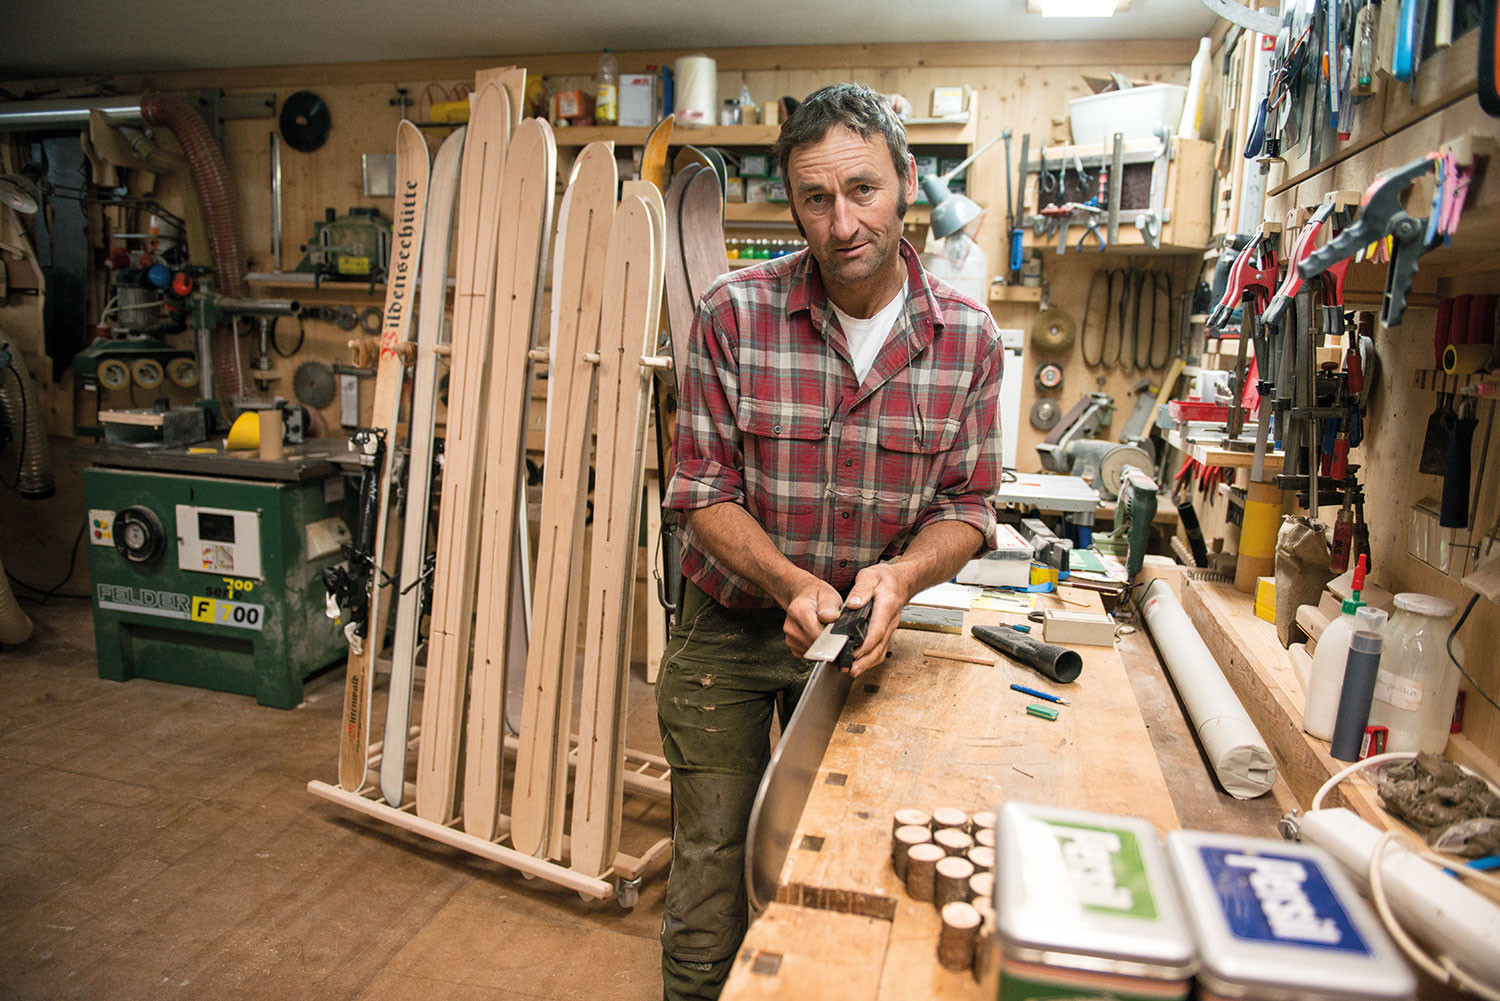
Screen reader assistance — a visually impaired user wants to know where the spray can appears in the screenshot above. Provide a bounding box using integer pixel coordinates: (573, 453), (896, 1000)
(1330, 607), (1388, 761)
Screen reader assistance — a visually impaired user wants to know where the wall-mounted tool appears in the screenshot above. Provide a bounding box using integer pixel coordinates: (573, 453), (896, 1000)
(1031, 307), (1076, 353)
(1030, 398), (1062, 430)
(1034, 362), (1065, 393)
(296, 206), (393, 291)
(279, 90), (332, 153)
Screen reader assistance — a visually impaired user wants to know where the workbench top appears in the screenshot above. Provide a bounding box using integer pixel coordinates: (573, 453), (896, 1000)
(721, 590), (1184, 1000)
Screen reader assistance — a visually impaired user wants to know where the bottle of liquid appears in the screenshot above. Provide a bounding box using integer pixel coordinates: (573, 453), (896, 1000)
(1330, 606), (1389, 762)
(1302, 555), (1367, 740)
(1367, 593), (1463, 753)
(595, 49), (618, 126)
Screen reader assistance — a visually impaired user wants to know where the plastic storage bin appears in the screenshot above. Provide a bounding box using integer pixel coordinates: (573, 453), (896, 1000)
(1069, 84), (1188, 144)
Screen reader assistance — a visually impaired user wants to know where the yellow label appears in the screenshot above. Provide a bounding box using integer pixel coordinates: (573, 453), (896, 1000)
(221, 576), (255, 594)
(337, 255), (372, 275)
(191, 596), (216, 623)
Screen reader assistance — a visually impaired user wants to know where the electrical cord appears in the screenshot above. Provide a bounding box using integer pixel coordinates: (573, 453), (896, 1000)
(7, 521), (88, 602)
(1447, 592), (1500, 713)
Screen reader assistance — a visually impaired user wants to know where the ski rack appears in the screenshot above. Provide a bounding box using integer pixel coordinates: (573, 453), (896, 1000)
(308, 728), (672, 906)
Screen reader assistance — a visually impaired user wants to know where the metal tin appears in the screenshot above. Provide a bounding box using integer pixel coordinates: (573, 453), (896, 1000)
(1163, 830), (1415, 1001)
(996, 802), (1196, 1000)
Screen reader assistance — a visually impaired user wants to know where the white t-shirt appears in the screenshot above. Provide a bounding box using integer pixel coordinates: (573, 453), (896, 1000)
(830, 283), (907, 385)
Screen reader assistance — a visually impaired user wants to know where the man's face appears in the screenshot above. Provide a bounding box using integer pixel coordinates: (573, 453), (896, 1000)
(786, 127), (915, 298)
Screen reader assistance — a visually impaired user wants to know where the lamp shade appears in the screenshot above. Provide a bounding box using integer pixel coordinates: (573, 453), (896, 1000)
(922, 174), (983, 239)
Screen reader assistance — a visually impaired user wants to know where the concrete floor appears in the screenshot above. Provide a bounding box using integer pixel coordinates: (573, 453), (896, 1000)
(0, 599), (673, 1001)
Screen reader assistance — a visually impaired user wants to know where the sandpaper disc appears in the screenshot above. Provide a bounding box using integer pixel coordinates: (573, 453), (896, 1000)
(1032, 307), (1077, 353)
(1030, 398), (1061, 430)
(294, 360), (335, 409)
(280, 91), (332, 153)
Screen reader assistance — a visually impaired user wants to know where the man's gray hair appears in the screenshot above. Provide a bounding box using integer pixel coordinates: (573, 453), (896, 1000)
(771, 83), (912, 189)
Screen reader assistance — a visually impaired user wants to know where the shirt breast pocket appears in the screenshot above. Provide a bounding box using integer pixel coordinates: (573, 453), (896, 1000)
(736, 395), (829, 515)
(874, 391), (963, 527)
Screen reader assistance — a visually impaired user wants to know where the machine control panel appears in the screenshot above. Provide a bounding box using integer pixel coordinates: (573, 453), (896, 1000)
(175, 504), (263, 579)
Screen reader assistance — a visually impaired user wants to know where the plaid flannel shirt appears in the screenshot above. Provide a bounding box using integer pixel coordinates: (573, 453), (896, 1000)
(663, 239), (1002, 608)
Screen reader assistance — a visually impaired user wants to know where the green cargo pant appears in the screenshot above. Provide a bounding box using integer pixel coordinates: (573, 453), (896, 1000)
(657, 579), (813, 1001)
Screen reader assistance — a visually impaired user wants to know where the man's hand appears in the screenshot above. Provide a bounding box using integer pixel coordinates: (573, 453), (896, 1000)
(842, 563), (912, 677)
(782, 574), (843, 659)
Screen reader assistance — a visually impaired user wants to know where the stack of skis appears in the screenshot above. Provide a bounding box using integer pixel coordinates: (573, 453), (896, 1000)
(308, 67), (683, 896)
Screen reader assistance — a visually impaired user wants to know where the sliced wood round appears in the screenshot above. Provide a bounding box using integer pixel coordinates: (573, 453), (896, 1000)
(967, 845), (995, 871)
(938, 900), (981, 971)
(934, 827), (974, 856)
(971, 809), (997, 831)
(974, 826), (996, 849)
(891, 824), (933, 882)
(892, 807), (932, 833)
(931, 806), (969, 832)
(905, 843), (945, 902)
(969, 870), (995, 904)
(934, 855), (976, 908)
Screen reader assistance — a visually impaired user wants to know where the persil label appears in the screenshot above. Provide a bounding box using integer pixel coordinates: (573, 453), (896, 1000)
(1198, 846), (1370, 954)
(1052, 822), (1158, 919)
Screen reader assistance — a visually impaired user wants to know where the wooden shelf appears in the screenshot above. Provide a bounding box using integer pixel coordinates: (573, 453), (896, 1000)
(551, 119), (974, 148)
(988, 284), (1043, 303)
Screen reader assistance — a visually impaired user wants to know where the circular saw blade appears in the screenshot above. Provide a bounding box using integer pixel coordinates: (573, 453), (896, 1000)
(293, 360), (336, 409)
(1032, 307), (1077, 353)
(279, 91), (332, 153)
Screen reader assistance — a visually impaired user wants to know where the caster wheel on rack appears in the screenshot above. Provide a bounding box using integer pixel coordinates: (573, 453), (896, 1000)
(616, 876), (641, 909)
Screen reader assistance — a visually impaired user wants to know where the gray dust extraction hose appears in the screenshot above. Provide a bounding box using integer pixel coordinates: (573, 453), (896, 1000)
(1138, 578), (1277, 798)
(0, 336), (54, 499)
(0, 551), (35, 646)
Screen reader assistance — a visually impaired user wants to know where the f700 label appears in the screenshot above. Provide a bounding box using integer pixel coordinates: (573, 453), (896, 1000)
(190, 596), (266, 631)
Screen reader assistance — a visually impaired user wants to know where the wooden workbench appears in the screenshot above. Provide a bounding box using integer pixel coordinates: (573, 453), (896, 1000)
(720, 591), (1183, 1001)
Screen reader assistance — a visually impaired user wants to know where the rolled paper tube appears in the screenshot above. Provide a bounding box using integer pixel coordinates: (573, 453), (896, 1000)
(967, 845), (996, 871)
(1445, 343), (1491, 375)
(935, 855), (976, 908)
(970, 810), (997, 832)
(974, 827), (996, 849)
(931, 806), (969, 831)
(969, 870), (995, 903)
(938, 901), (982, 971)
(892, 824), (932, 882)
(935, 828), (974, 856)
(906, 843), (944, 902)
(892, 807), (931, 834)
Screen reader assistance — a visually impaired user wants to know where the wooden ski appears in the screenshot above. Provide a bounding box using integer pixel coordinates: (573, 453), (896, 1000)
(333, 120), (429, 793)
(680, 166), (731, 302)
(416, 83), (511, 824)
(508, 143), (616, 858)
(569, 186), (664, 876)
(463, 117), (557, 842)
(379, 125), (466, 808)
(662, 163), (704, 385)
(640, 115), (674, 191)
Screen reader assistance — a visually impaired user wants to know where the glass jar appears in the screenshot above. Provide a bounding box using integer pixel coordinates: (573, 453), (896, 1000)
(1366, 593), (1463, 754)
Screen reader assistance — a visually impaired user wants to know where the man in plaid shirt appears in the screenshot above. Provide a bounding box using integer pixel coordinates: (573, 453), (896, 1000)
(657, 83), (1003, 1000)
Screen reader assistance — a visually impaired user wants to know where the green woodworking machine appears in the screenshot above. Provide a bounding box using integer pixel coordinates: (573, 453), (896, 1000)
(81, 443), (354, 708)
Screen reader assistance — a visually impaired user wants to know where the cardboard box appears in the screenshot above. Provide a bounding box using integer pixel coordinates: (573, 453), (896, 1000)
(555, 90), (593, 120)
(745, 178), (770, 203)
(931, 86), (967, 117)
(618, 74), (656, 127)
(725, 177), (745, 202)
(767, 180), (787, 203)
(740, 153), (770, 176)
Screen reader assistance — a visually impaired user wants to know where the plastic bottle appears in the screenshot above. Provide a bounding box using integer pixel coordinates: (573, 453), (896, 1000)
(1330, 606), (1389, 761)
(1367, 593), (1463, 753)
(595, 49), (618, 126)
(1302, 555), (1367, 740)
(1177, 36), (1211, 140)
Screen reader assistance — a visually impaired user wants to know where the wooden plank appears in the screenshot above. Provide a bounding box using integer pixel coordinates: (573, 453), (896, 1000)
(338, 119), (429, 792)
(1178, 577), (1394, 824)
(773, 594), (1178, 921)
(508, 142), (616, 859)
(719, 903), (891, 1001)
(416, 82), (511, 825)
(462, 116), (556, 842)
(569, 188), (662, 876)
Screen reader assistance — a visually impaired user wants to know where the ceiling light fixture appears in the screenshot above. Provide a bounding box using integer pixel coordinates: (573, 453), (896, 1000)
(1029, 0), (1127, 16)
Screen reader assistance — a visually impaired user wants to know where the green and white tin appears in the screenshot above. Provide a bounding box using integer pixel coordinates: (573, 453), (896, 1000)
(996, 802), (1196, 1001)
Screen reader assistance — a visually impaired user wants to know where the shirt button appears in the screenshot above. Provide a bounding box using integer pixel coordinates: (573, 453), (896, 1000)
(772, 424), (782, 435)
(839, 560), (848, 568)
(844, 458), (853, 467)
(841, 511), (850, 519)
